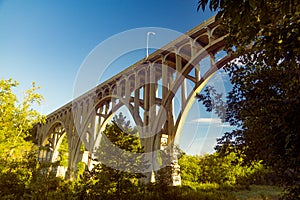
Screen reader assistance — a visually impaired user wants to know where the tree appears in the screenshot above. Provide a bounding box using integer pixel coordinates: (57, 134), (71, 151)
(81, 113), (148, 199)
(179, 152), (268, 187)
(0, 78), (45, 159)
(0, 78), (45, 198)
(197, 1), (300, 198)
(178, 154), (201, 184)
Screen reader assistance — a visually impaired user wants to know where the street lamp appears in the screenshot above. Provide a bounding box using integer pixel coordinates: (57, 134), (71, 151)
(146, 31), (156, 58)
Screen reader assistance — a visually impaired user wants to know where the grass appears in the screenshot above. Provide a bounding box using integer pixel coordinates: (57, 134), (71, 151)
(232, 185), (282, 200)
(179, 183), (282, 200)
(25, 183), (283, 200)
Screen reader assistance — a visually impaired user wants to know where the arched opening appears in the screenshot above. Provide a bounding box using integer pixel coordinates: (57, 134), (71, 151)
(39, 122), (69, 178)
(91, 104), (147, 174)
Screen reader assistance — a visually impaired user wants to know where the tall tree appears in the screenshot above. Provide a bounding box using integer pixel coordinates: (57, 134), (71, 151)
(0, 78), (45, 198)
(81, 113), (148, 199)
(0, 78), (45, 159)
(197, 1), (300, 198)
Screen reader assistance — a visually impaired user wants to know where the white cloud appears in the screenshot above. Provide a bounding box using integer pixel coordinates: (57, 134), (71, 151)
(189, 118), (232, 128)
(219, 124), (232, 128)
(191, 118), (222, 124)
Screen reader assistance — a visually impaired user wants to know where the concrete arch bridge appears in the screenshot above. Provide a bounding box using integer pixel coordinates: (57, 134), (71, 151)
(33, 15), (235, 185)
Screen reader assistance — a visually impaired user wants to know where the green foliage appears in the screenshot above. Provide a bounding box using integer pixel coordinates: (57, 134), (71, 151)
(179, 151), (272, 187)
(0, 78), (45, 199)
(79, 113), (148, 199)
(0, 148), (73, 200)
(57, 135), (69, 167)
(197, 1), (300, 198)
(0, 78), (283, 199)
(27, 172), (65, 199)
(179, 154), (202, 183)
(0, 152), (35, 199)
(155, 166), (173, 187)
(76, 161), (86, 179)
(0, 78), (45, 159)
(140, 184), (236, 200)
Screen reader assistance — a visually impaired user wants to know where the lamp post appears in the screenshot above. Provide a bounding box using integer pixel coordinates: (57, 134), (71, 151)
(146, 31), (156, 58)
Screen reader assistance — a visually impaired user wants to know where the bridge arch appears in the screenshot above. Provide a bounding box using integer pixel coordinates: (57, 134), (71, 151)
(34, 16), (239, 184)
(37, 121), (70, 177)
(41, 119), (65, 146)
(151, 36), (226, 135)
(79, 93), (145, 152)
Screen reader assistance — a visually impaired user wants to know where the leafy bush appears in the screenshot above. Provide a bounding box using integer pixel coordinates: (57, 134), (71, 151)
(179, 151), (274, 187)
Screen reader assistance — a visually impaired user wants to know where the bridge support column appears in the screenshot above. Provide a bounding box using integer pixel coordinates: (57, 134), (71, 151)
(158, 142), (181, 186)
(140, 134), (160, 184)
(64, 118), (83, 181)
(169, 147), (181, 186)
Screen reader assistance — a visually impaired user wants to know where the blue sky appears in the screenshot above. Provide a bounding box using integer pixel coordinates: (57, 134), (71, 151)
(0, 0), (233, 155)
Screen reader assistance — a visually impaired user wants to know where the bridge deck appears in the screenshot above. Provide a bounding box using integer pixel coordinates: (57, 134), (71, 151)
(45, 15), (220, 121)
